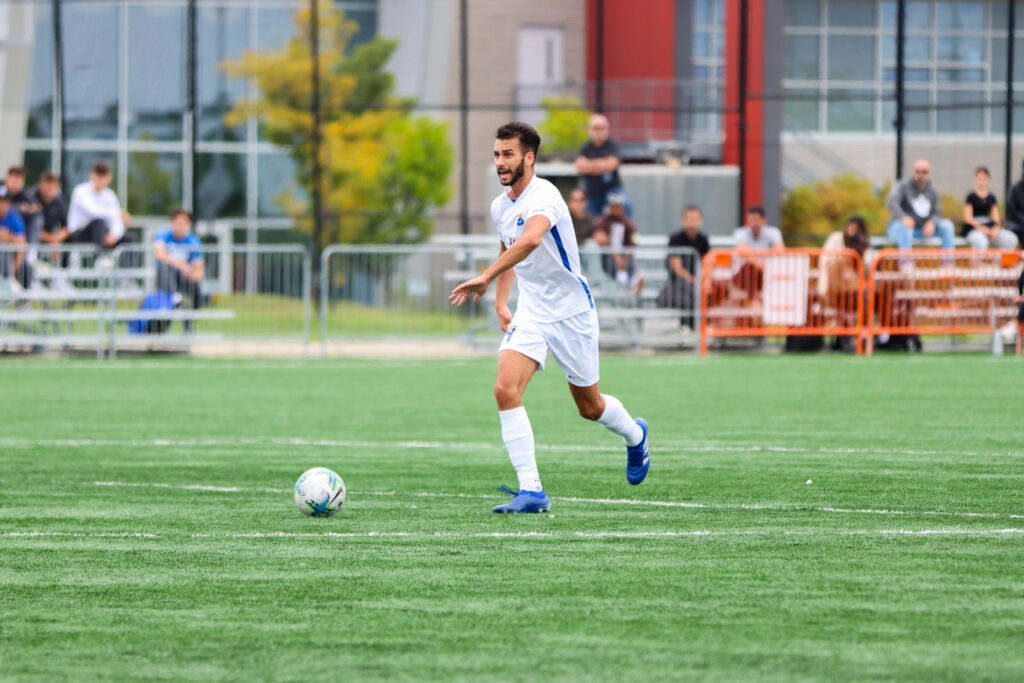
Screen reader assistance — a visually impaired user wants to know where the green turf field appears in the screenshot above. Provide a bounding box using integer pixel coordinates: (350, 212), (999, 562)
(1, 354), (1021, 681)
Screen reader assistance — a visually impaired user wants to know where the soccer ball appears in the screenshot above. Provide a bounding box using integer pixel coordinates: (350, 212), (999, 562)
(294, 467), (346, 517)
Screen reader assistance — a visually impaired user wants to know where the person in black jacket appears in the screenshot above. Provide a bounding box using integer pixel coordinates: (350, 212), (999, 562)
(1005, 160), (1024, 248)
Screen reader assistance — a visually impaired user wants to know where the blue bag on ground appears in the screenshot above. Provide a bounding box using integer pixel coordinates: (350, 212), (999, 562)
(128, 291), (180, 334)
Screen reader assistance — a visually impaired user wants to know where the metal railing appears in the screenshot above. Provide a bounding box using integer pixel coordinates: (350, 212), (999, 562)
(319, 241), (701, 351)
(0, 243), (311, 357)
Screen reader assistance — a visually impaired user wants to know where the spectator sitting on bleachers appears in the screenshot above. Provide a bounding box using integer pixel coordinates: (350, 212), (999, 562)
(819, 215), (872, 352)
(731, 206), (784, 302)
(568, 188), (596, 246)
(154, 208), (204, 329)
(592, 191), (644, 294)
(30, 171), (69, 252)
(4, 167), (39, 243)
(66, 161), (134, 264)
(0, 184), (27, 291)
(1015, 267), (1024, 356)
(963, 166), (1017, 250)
(1004, 159), (1024, 248)
(657, 205), (709, 315)
(886, 159), (955, 250)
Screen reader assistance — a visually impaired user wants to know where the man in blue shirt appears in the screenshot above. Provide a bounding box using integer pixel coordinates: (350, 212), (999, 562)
(0, 184), (28, 290)
(154, 209), (204, 324)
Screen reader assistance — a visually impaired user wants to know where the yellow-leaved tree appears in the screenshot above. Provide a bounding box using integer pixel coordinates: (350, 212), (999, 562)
(223, 2), (453, 245)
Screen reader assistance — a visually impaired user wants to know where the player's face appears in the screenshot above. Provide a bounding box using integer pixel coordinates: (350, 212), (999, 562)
(494, 138), (529, 187)
(975, 171), (989, 190)
(746, 211), (764, 231)
(91, 172), (112, 191)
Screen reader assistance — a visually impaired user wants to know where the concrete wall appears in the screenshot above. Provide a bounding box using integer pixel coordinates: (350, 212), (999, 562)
(782, 135), (1024, 203)
(487, 161), (741, 240)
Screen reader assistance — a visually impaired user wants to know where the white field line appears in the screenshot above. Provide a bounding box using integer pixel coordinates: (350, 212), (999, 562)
(2, 436), (1020, 459)
(3, 529), (1023, 541)
(84, 481), (1024, 521)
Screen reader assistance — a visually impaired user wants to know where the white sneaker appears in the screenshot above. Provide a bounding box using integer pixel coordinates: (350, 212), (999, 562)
(6, 277), (23, 293)
(95, 256), (114, 270)
(999, 321), (1017, 343)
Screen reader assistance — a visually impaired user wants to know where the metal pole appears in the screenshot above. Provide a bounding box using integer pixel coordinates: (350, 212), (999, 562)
(1005, 0), (1016, 201)
(187, 0), (197, 215)
(895, 0), (906, 180)
(596, 0), (604, 113)
(738, 0), (748, 225)
(53, 0), (66, 193)
(459, 0), (469, 235)
(309, 0), (325, 293)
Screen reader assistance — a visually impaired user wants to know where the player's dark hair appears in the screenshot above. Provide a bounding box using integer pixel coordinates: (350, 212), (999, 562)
(496, 122), (541, 158)
(746, 205), (766, 217)
(975, 166), (990, 177)
(92, 161), (112, 177)
(40, 171), (60, 183)
(6, 166), (26, 178)
(683, 204), (703, 217)
(171, 208), (193, 222)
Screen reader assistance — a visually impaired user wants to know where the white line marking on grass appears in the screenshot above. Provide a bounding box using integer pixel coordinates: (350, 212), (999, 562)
(6, 436), (1020, 459)
(82, 482), (1024, 520)
(4, 529), (1023, 541)
(2, 531), (158, 538)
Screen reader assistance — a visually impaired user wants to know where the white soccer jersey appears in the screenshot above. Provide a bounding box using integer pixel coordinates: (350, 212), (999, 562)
(491, 176), (594, 323)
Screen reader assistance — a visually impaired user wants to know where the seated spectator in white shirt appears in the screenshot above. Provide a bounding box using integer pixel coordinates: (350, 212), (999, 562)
(66, 162), (134, 262)
(731, 206), (784, 302)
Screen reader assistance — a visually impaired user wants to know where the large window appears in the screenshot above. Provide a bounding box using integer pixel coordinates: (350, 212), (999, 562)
(783, 0), (1019, 135)
(22, 0), (378, 222)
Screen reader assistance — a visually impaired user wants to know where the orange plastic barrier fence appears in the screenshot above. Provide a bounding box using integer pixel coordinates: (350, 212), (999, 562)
(699, 248), (866, 355)
(866, 249), (1021, 354)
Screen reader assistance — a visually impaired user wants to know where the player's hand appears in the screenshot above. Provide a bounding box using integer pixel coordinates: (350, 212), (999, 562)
(902, 216), (915, 229)
(496, 305), (513, 332)
(449, 275), (489, 306)
(922, 221), (935, 238)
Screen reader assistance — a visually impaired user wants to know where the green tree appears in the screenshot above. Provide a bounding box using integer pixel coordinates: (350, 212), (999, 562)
(537, 94), (591, 158)
(223, 2), (453, 245)
(781, 174), (890, 246)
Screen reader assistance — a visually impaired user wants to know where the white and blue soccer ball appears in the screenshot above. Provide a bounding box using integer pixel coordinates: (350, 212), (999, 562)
(294, 467), (346, 517)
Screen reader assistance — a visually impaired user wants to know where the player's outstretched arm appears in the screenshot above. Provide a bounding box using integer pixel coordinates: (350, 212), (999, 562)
(449, 216), (550, 307)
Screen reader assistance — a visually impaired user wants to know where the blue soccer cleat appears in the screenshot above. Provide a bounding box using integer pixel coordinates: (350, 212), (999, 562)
(626, 417), (650, 485)
(492, 484), (551, 513)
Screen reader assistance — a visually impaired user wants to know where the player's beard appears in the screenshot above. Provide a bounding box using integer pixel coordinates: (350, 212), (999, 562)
(498, 157), (525, 187)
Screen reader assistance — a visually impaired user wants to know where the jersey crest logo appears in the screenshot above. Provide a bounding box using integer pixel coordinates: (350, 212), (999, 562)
(516, 214), (524, 227)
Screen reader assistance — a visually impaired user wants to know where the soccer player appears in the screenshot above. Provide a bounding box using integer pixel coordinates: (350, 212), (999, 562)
(449, 122), (650, 514)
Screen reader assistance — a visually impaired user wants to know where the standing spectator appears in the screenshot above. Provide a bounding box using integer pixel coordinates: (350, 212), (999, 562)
(658, 205), (710, 314)
(154, 208), (205, 319)
(1004, 159), (1024, 248)
(963, 166), (1017, 250)
(592, 191), (643, 293)
(66, 162), (134, 262)
(574, 114), (628, 218)
(0, 185), (27, 291)
(886, 159), (955, 250)
(732, 206), (784, 302)
(568, 188), (596, 246)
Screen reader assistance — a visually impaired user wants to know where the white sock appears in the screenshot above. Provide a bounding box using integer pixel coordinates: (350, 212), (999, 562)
(499, 407), (542, 492)
(597, 394), (643, 447)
